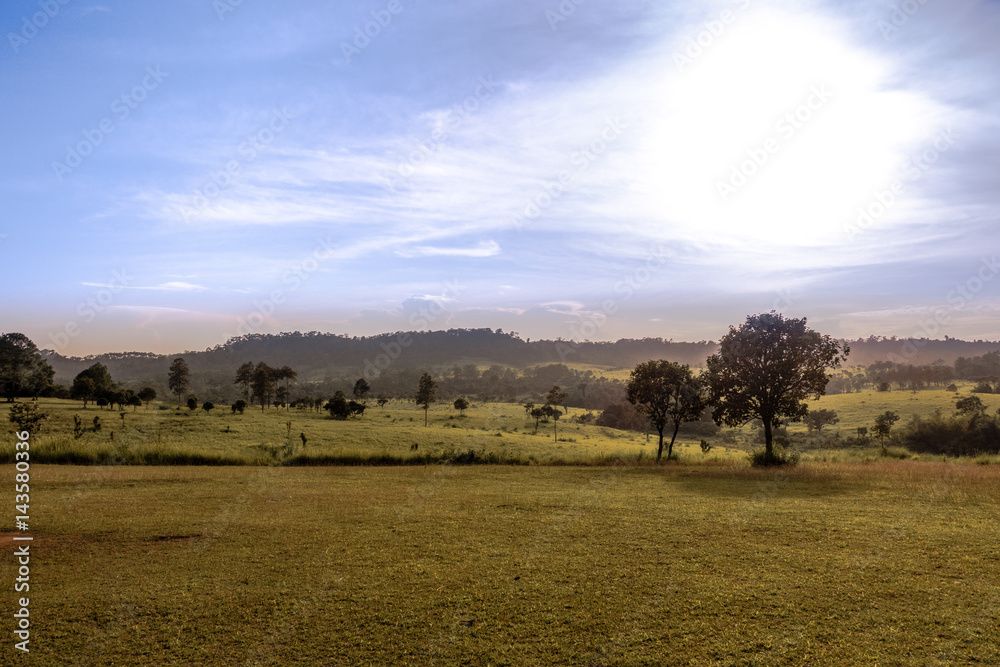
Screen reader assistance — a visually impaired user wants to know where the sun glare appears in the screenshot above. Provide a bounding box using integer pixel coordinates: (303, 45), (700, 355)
(629, 7), (947, 251)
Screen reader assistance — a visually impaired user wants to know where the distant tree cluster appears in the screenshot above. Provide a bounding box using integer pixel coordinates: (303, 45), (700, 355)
(70, 362), (149, 411)
(0, 333), (54, 401)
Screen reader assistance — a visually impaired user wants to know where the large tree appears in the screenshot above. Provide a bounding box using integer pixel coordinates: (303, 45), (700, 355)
(415, 372), (437, 426)
(251, 362), (276, 410)
(626, 360), (706, 461)
(705, 313), (849, 460)
(0, 333), (54, 402)
(70, 363), (116, 408)
(167, 358), (190, 404)
(234, 362), (254, 400)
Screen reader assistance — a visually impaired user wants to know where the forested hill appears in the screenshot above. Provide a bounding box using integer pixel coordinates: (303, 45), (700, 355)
(40, 329), (1000, 385)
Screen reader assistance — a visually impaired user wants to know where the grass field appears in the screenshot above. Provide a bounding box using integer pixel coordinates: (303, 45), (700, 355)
(7, 385), (1000, 467)
(3, 463), (999, 665)
(1, 398), (745, 466)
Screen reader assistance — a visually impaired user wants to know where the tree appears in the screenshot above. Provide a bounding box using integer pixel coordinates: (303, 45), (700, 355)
(544, 404), (562, 441)
(234, 362), (254, 400)
(956, 395), (987, 418)
(546, 386), (568, 415)
(202, 401), (215, 414)
(415, 372), (437, 426)
(187, 396), (198, 411)
(626, 360), (706, 461)
(0, 333), (54, 402)
(705, 312), (849, 463)
(454, 397), (470, 416)
(872, 411), (900, 450)
(8, 401), (48, 436)
(804, 409), (840, 434)
(70, 376), (97, 408)
(138, 387), (157, 407)
(530, 406), (546, 434)
(326, 391), (350, 420)
(353, 378), (371, 404)
(71, 363), (115, 409)
(275, 366), (297, 410)
(168, 358), (190, 404)
(251, 362), (275, 410)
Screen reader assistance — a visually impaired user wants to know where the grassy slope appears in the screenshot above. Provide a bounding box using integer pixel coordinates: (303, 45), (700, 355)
(6, 463), (999, 665)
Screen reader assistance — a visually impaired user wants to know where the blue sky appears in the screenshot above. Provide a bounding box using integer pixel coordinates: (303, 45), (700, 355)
(2, 0), (999, 356)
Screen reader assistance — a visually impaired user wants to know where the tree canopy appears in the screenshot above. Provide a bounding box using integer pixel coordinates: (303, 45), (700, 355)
(705, 313), (849, 462)
(626, 360), (705, 461)
(0, 333), (54, 402)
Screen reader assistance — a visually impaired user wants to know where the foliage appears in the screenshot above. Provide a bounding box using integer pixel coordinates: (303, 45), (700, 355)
(626, 360), (706, 461)
(231, 399), (247, 414)
(898, 411), (1000, 456)
(453, 397), (470, 415)
(138, 387), (157, 406)
(0, 333), (54, 402)
(596, 402), (649, 432)
(705, 312), (849, 458)
(8, 401), (48, 435)
(804, 408), (840, 434)
(168, 358), (190, 403)
(202, 401), (215, 413)
(415, 372), (437, 426)
(353, 377), (370, 402)
(186, 396), (198, 411)
(871, 411), (900, 449)
(955, 395), (987, 417)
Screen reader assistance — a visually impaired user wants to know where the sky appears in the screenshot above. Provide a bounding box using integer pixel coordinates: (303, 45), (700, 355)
(2, 0), (999, 356)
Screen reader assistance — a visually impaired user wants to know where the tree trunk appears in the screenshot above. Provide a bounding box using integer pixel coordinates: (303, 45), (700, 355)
(656, 427), (665, 461)
(424, 407), (428, 427)
(668, 421), (681, 460)
(763, 419), (774, 456)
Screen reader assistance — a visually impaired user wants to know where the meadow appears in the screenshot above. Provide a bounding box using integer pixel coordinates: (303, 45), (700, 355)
(3, 463), (998, 665)
(4, 382), (999, 466)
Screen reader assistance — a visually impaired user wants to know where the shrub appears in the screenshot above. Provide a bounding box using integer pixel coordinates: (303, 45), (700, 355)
(749, 447), (799, 467)
(972, 382), (994, 394)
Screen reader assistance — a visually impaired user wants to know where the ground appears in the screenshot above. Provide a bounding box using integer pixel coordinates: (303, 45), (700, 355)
(3, 463), (998, 665)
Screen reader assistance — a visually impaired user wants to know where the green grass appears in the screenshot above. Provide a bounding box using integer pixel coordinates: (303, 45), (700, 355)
(2, 399), (747, 466)
(7, 462), (999, 665)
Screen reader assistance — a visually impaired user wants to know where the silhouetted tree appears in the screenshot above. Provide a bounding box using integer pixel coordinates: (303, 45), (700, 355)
(0, 333), (53, 402)
(706, 313), (848, 463)
(168, 358), (190, 404)
(138, 387), (156, 407)
(454, 397), (469, 416)
(234, 362), (254, 400)
(354, 378), (371, 404)
(415, 373), (437, 426)
(626, 360), (706, 461)
(804, 409), (840, 434)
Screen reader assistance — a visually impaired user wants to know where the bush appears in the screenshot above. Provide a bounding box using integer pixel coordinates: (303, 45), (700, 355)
(749, 447), (800, 467)
(972, 382), (994, 394)
(898, 412), (1000, 456)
